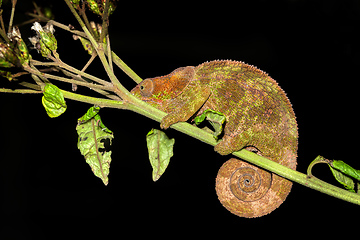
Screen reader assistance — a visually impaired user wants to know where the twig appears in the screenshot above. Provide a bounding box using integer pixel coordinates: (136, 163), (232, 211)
(42, 72), (113, 91)
(106, 35), (113, 73)
(48, 56), (111, 87)
(64, 0), (132, 101)
(109, 49), (143, 84)
(8, 0), (17, 34)
(48, 20), (87, 38)
(0, 88), (41, 93)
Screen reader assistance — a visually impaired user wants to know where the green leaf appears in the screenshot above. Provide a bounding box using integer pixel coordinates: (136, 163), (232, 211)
(76, 107), (113, 185)
(307, 156), (359, 193)
(78, 105), (100, 123)
(42, 84), (67, 118)
(327, 165), (356, 192)
(194, 109), (226, 140)
(331, 160), (360, 182)
(146, 129), (175, 181)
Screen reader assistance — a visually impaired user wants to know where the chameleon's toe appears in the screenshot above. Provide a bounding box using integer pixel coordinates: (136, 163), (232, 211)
(214, 139), (235, 155)
(160, 114), (175, 129)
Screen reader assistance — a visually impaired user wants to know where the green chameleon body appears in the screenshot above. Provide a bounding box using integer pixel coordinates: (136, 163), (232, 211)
(131, 60), (298, 218)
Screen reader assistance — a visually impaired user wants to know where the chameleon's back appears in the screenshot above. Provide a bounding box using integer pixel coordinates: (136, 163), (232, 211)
(195, 60), (298, 217)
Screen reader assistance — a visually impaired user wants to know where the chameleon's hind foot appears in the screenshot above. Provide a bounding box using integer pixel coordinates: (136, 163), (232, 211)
(214, 136), (241, 155)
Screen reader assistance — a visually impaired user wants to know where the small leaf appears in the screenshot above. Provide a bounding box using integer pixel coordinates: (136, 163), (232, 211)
(331, 160), (360, 182)
(78, 105), (100, 123)
(76, 107), (113, 185)
(146, 129), (175, 181)
(42, 84), (67, 118)
(307, 156), (359, 193)
(327, 165), (355, 192)
(194, 109), (226, 140)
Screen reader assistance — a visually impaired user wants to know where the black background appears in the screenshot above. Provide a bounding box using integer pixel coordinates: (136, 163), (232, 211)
(1, 0), (359, 238)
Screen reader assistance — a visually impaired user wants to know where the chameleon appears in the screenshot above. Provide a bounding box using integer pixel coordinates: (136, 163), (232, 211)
(130, 60), (298, 218)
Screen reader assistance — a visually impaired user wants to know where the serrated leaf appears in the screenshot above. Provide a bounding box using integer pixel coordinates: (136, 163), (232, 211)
(146, 129), (175, 181)
(76, 108), (113, 185)
(42, 84), (67, 118)
(194, 109), (226, 140)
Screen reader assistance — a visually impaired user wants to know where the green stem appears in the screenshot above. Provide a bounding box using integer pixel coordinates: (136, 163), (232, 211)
(8, 0), (16, 34)
(60, 88), (126, 109)
(48, 20), (87, 38)
(60, 64), (360, 205)
(124, 95), (360, 206)
(6, 0), (356, 207)
(110, 50), (143, 84)
(54, 58), (111, 86)
(0, 88), (41, 93)
(42, 72), (113, 91)
(233, 150), (360, 205)
(64, 0), (132, 101)
(13, 65), (360, 206)
(47, 19), (142, 84)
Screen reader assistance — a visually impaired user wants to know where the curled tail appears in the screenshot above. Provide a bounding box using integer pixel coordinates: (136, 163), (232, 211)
(215, 149), (296, 218)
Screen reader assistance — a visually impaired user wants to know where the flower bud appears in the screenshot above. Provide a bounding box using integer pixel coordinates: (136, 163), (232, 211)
(31, 22), (57, 55)
(73, 35), (94, 55)
(0, 69), (13, 81)
(86, 0), (117, 16)
(70, 0), (81, 8)
(8, 27), (30, 65)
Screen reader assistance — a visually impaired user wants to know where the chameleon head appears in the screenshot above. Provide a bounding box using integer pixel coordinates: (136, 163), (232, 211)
(130, 66), (195, 109)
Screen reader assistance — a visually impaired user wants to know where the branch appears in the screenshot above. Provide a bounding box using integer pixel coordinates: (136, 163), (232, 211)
(0, 88), (41, 93)
(64, 0), (132, 101)
(2, 0), (358, 208)
(48, 20), (142, 84)
(110, 81), (360, 206)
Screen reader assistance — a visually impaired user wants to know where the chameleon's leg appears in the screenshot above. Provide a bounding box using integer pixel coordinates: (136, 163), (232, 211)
(214, 134), (246, 155)
(160, 86), (211, 129)
(214, 125), (255, 155)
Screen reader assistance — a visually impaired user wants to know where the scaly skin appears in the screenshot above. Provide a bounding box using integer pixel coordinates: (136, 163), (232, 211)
(131, 60), (298, 217)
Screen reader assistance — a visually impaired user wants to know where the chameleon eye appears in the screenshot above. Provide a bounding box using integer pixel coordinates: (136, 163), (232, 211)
(139, 79), (154, 98)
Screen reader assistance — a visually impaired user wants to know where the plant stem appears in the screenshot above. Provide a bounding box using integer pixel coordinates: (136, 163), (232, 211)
(48, 20), (87, 38)
(233, 150), (360, 205)
(109, 49), (143, 84)
(64, 0), (132, 101)
(41, 72), (112, 91)
(8, 0), (17, 34)
(52, 58), (111, 86)
(0, 88), (41, 93)
(4, 0), (356, 207)
(47, 19), (142, 84)
(124, 96), (360, 206)
(60, 88), (126, 109)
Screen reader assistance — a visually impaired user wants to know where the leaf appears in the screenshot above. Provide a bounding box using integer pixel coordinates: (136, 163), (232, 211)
(76, 107), (113, 185)
(146, 129), (175, 181)
(78, 105), (100, 123)
(327, 165), (355, 192)
(331, 160), (360, 182)
(42, 84), (67, 118)
(307, 156), (358, 193)
(194, 109), (226, 140)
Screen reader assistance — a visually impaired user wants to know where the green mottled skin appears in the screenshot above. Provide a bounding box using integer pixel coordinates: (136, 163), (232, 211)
(131, 60), (298, 217)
